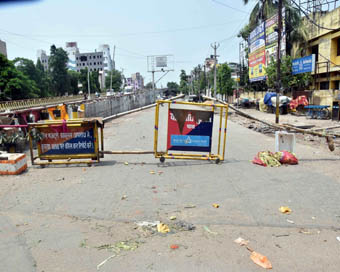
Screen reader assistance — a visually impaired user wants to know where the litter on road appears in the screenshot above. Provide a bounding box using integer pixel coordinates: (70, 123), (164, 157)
(253, 151), (298, 167)
(212, 203), (220, 208)
(170, 244), (179, 250)
(336, 237), (340, 242)
(184, 204), (196, 208)
(136, 221), (160, 227)
(203, 226), (218, 235)
(286, 219), (295, 224)
(169, 216), (177, 220)
(279, 206), (292, 214)
(97, 254), (116, 270)
(250, 251), (273, 269)
(157, 223), (170, 233)
(124, 162), (129, 165)
(149, 171), (156, 174)
(234, 237), (249, 246)
(121, 195), (127, 200)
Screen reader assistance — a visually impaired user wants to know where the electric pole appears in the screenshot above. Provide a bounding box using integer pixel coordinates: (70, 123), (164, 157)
(275, 0), (283, 124)
(110, 45), (115, 92)
(87, 68), (91, 99)
(211, 42), (220, 98)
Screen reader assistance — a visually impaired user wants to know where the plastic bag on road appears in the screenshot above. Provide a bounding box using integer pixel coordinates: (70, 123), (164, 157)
(275, 151), (298, 165)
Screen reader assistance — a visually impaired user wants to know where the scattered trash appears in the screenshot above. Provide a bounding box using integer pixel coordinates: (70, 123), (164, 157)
(252, 151), (298, 167)
(82, 168), (86, 171)
(203, 226), (218, 235)
(173, 221), (196, 231)
(274, 234), (290, 238)
(184, 204), (196, 209)
(153, 190), (158, 194)
(136, 221), (160, 227)
(97, 254), (116, 270)
(326, 136), (335, 152)
(279, 206), (292, 214)
(170, 216), (177, 220)
(311, 216), (316, 220)
(299, 228), (312, 234)
(286, 219), (295, 224)
(252, 151), (281, 167)
(157, 223), (170, 233)
(234, 237), (249, 246)
(96, 241), (139, 252)
(158, 171), (163, 175)
(336, 237), (340, 242)
(250, 251), (272, 269)
(275, 244), (281, 249)
(149, 171), (156, 174)
(124, 162), (129, 165)
(212, 203), (220, 208)
(170, 244), (179, 250)
(151, 186), (156, 189)
(80, 239), (89, 248)
(56, 177), (65, 181)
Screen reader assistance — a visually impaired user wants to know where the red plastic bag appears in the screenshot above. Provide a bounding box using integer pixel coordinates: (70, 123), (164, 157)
(278, 151), (298, 165)
(252, 156), (267, 167)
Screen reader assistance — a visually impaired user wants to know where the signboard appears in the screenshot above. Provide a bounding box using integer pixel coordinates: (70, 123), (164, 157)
(249, 50), (266, 82)
(265, 10), (286, 66)
(37, 123), (97, 157)
(249, 22), (265, 54)
(156, 56), (167, 68)
(167, 108), (213, 152)
(292, 55), (315, 75)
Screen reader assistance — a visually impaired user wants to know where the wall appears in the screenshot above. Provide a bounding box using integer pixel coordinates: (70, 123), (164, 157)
(84, 91), (159, 118)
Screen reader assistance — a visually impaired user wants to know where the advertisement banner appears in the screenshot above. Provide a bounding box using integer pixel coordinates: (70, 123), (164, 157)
(167, 108), (213, 152)
(249, 22), (265, 54)
(292, 55), (315, 75)
(37, 123), (96, 156)
(265, 10), (286, 66)
(249, 49), (266, 82)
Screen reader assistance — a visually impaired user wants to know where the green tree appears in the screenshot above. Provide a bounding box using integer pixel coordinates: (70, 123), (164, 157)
(179, 70), (189, 94)
(68, 70), (80, 95)
(266, 55), (311, 91)
(167, 82), (179, 94)
(145, 82), (153, 89)
(217, 63), (234, 99)
(49, 45), (70, 96)
(0, 54), (40, 100)
(105, 70), (122, 91)
(79, 68), (101, 94)
(36, 59), (50, 97)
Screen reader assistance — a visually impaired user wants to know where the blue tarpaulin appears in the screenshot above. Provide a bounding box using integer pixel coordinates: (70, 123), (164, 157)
(264, 92), (277, 106)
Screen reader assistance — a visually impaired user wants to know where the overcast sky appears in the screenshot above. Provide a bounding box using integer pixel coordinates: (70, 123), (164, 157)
(0, 0), (256, 86)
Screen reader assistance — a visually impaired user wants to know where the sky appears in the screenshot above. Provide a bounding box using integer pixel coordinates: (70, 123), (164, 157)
(0, 0), (256, 87)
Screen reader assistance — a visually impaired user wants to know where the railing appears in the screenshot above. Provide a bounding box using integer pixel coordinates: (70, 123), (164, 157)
(0, 95), (84, 112)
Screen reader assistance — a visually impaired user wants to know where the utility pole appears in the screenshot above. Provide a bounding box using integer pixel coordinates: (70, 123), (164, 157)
(110, 45), (116, 91)
(211, 42), (220, 98)
(152, 71), (155, 99)
(87, 68), (91, 100)
(203, 64), (207, 96)
(275, 0), (283, 124)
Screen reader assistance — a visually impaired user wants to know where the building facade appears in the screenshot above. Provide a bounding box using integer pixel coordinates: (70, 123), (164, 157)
(98, 44), (113, 73)
(0, 39), (7, 57)
(126, 72), (144, 90)
(37, 49), (49, 71)
(75, 51), (105, 73)
(65, 42), (79, 71)
(292, 7), (340, 91)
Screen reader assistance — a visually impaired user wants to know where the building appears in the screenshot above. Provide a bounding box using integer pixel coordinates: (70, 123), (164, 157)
(98, 44), (113, 73)
(0, 39), (7, 57)
(37, 50), (49, 71)
(126, 72), (144, 90)
(65, 42), (79, 71)
(292, 7), (340, 91)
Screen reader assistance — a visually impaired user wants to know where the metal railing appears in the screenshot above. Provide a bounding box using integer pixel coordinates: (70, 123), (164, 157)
(0, 95), (84, 112)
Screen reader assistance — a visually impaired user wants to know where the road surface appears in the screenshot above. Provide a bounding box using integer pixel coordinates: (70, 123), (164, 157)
(1, 107), (340, 271)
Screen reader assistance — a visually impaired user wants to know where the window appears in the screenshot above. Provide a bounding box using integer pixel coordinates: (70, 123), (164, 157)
(94, 62), (96, 65)
(94, 68), (97, 71)
(334, 80), (340, 89)
(80, 56), (87, 61)
(320, 81), (329, 90)
(89, 56), (92, 59)
(311, 45), (319, 62)
(90, 68), (92, 71)
(83, 63), (85, 66)
(337, 38), (340, 56)
(76, 57), (78, 60)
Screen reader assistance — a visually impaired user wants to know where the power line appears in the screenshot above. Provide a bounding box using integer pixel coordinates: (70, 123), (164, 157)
(290, 0), (340, 31)
(211, 0), (250, 14)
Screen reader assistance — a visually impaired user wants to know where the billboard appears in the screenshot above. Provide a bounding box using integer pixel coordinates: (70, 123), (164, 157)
(292, 55), (315, 75)
(249, 22), (265, 54)
(249, 50), (266, 82)
(167, 108), (214, 152)
(265, 10), (286, 66)
(147, 55), (174, 72)
(156, 56), (167, 68)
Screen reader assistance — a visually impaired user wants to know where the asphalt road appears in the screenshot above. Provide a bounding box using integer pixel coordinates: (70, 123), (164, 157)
(1, 107), (340, 271)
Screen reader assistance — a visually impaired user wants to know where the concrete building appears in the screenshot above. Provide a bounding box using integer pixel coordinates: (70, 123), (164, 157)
(126, 72), (144, 91)
(37, 50), (49, 71)
(292, 7), (340, 91)
(0, 39), (7, 57)
(65, 42), (79, 71)
(98, 44), (113, 73)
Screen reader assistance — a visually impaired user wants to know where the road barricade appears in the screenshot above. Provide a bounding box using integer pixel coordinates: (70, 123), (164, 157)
(154, 100), (229, 163)
(28, 118), (104, 166)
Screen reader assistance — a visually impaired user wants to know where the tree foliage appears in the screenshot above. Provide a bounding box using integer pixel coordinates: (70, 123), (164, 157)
(105, 70), (122, 91)
(49, 45), (70, 96)
(266, 55), (312, 91)
(167, 81), (180, 94)
(217, 63), (234, 97)
(179, 70), (189, 94)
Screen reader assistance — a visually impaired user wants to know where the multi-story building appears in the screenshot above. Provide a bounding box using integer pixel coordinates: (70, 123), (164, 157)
(65, 42), (79, 71)
(125, 72), (144, 90)
(292, 7), (340, 91)
(75, 51), (105, 73)
(37, 49), (49, 71)
(98, 44), (113, 73)
(0, 39), (7, 57)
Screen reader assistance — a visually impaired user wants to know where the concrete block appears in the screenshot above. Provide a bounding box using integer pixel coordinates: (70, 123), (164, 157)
(0, 153), (27, 175)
